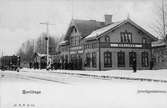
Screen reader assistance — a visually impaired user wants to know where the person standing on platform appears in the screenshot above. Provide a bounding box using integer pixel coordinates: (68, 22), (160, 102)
(132, 57), (137, 73)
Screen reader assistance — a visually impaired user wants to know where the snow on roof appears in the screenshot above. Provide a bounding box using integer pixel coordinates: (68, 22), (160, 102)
(59, 40), (67, 45)
(36, 53), (52, 57)
(85, 18), (157, 41)
(85, 21), (123, 40)
(152, 40), (166, 47)
(37, 53), (47, 57)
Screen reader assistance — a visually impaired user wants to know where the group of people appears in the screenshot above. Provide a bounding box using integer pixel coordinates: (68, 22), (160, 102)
(29, 57), (154, 72)
(29, 61), (82, 70)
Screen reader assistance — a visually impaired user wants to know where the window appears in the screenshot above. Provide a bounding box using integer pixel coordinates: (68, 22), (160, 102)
(121, 33), (123, 42)
(142, 38), (151, 48)
(70, 37), (74, 45)
(117, 51), (125, 67)
(70, 36), (80, 46)
(129, 33), (132, 43)
(104, 51), (112, 67)
(85, 44), (91, 49)
(141, 52), (149, 67)
(124, 33), (127, 42)
(92, 43), (97, 48)
(92, 52), (97, 68)
(76, 36), (80, 46)
(142, 38), (147, 44)
(85, 53), (91, 67)
(70, 27), (80, 46)
(120, 31), (132, 43)
(105, 36), (110, 42)
(65, 55), (68, 63)
(74, 37), (76, 46)
(70, 54), (75, 63)
(61, 55), (65, 63)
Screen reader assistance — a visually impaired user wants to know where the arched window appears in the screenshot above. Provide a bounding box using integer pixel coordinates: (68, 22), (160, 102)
(120, 31), (132, 43)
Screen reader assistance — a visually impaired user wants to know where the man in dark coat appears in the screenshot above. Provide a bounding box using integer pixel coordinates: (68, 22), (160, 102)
(132, 57), (137, 72)
(150, 58), (154, 70)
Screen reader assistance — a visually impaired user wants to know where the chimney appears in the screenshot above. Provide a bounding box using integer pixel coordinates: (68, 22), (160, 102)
(104, 14), (112, 25)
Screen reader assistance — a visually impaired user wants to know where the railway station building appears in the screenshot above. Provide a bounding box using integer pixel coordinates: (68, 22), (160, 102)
(59, 15), (158, 70)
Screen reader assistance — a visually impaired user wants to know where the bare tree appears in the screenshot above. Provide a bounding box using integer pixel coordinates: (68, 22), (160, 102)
(153, 0), (167, 40)
(16, 32), (61, 67)
(35, 33), (60, 55)
(16, 39), (34, 64)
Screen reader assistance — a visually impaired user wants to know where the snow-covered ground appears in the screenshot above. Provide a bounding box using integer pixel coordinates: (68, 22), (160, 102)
(22, 68), (167, 82)
(0, 69), (167, 108)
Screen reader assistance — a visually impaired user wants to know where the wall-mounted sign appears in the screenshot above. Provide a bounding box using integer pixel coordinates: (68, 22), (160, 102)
(70, 50), (83, 54)
(70, 51), (76, 54)
(70, 46), (82, 50)
(110, 43), (142, 48)
(78, 50), (83, 54)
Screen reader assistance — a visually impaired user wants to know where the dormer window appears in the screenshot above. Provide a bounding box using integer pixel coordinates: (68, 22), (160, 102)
(120, 30), (132, 43)
(105, 36), (110, 42)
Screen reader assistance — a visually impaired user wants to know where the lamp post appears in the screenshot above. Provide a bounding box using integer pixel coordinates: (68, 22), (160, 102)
(40, 22), (56, 70)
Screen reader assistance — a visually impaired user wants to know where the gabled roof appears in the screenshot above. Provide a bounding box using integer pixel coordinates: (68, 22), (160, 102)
(64, 18), (157, 42)
(85, 18), (158, 41)
(64, 19), (105, 40)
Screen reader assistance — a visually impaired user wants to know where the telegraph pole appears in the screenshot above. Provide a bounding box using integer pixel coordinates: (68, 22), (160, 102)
(162, 0), (166, 38)
(40, 22), (56, 69)
(72, 0), (74, 19)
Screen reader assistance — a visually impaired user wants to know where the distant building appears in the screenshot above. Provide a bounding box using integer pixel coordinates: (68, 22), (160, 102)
(152, 40), (167, 69)
(59, 15), (158, 70)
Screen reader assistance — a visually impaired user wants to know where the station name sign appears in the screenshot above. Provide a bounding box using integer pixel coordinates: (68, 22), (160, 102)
(70, 50), (83, 54)
(110, 43), (142, 48)
(70, 46), (82, 50)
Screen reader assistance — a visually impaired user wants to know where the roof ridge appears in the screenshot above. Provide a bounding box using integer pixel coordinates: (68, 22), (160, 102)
(73, 19), (104, 23)
(93, 19), (125, 31)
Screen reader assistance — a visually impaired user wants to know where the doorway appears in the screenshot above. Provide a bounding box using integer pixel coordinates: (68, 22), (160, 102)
(129, 51), (137, 67)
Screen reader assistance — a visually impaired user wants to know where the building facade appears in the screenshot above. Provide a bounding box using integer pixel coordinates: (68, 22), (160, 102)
(152, 40), (167, 69)
(59, 15), (158, 70)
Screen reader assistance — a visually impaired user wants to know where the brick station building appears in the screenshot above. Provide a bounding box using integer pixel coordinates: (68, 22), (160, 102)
(59, 15), (158, 70)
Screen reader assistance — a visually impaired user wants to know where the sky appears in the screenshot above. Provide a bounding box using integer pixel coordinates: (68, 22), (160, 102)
(0, 0), (160, 55)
